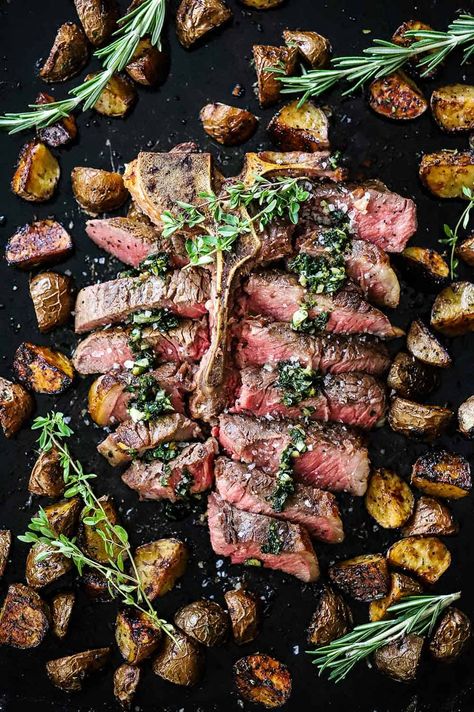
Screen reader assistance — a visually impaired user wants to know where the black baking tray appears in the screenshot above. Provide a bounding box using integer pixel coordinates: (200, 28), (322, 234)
(1, 0), (474, 710)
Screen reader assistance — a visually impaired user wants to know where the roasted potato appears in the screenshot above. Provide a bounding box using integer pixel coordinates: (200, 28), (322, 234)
(0, 377), (34, 438)
(11, 141), (60, 202)
(387, 536), (451, 584)
(458, 395), (474, 437)
(374, 634), (424, 682)
(152, 629), (204, 686)
(411, 450), (471, 499)
(115, 607), (162, 664)
(253, 45), (298, 108)
(0, 530), (11, 579)
(388, 397), (453, 441)
(392, 20), (437, 77)
(282, 29), (331, 68)
(71, 166), (128, 215)
(82, 569), (112, 601)
(401, 246), (449, 287)
(431, 281), (474, 336)
(40, 22), (89, 83)
(406, 318), (451, 368)
(114, 664), (140, 709)
(135, 539), (188, 600)
(402, 496), (458, 538)
(431, 84), (474, 133)
(175, 599), (229, 646)
(51, 591), (75, 639)
(29, 446), (64, 497)
(30, 272), (75, 333)
(224, 589), (260, 645)
(457, 235), (474, 267)
(0, 583), (50, 648)
(329, 554), (389, 602)
(86, 72), (137, 117)
(74, 0), (118, 46)
(365, 468), (414, 529)
(46, 647), (111, 691)
(429, 608), (471, 663)
(176, 0), (232, 49)
(79, 496), (123, 563)
(26, 542), (72, 589)
(5, 220), (73, 270)
(240, 0), (284, 7)
(268, 100), (329, 152)
(307, 585), (352, 645)
(234, 654), (291, 708)
(387, 352), (438, 400)
(36, 92), (78, 147)
(44, 497), (82, 537)
(200, 103), (258, 146)
(419, 150), (474, 199)
(368, 71), (427, 121)
(369, 572), (422, 622)
(126, 38), (167, 86)
(13, 343), (75, 395)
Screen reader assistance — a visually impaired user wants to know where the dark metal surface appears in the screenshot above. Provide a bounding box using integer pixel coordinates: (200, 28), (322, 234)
(1, 0), (474, 710)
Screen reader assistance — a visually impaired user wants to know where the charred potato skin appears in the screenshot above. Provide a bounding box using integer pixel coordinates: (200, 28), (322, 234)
(458, 236), (474, 267)
(87, 72), (137, 117)
(307, 585), (353, 646)
(429, 608), (471, 663)
(0, 583), (50, 648)
(224, 589), (260, 645)
(135, 539), (188, 600)
(82, 569), (113, 601)
(401, 247), (449, 287)
(79, 496), (122, 563)
(0, 530), (12, 579)
(329, 554), (390, 602)
(387, 536), (451, 584)
(419, 151), (474, 199)
(40, 22), (89, 83)
(29, 447), (65, 497)
(368, 71), (427, 121)
(176, 0), (232, 49)
(0, 377), (34, 438)
(152, 629), (204, 687)
(74, 0), (118, 46)
(282, 29), (331, 69)
(114, 664), (140, 709)
(233, 653), (292, 708)
(200, 103), (258, 146)
(71, 166), (128, 215)
(365, 468), (414, 529)
(115, 607), (162, 664)
(411, 450), (472, 499)
(36, 93), (78, 147)
(30, 272), (75, 333)
(374, 634), (424, 682)
(5, 220), (73, 270)
(431, 281), (474, 336)
(387, 352), (438, 400)
(402, 496), (458, 537)
(174, 599), (230, 646)
(388, 397), (453, 441)
(369, 572), (422, 622)
(126, 38), (167, 86)
(44, 497), (82, 537)
(267, 100), (329, 152)
(406, 318), (451, 368)
(26, 542), (72, 588)
(431, 84), (474, 133)
(51, 591), (75, 639)
(392, 21), (437, 77)
(11, 141), (60, 203)
(46, 647), (111, 691)
(458, 396), (474, 438)
(253, 45), (298, 108)
(13, 342), (75, 395)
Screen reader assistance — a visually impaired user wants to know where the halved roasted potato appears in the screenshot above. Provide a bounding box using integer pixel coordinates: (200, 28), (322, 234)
(82, 569), (112, 601)
(329, 554), (389, 602)
(36, 93), (78, 147)
(241, 0), (284, 7)
(79, 496), (123, 563)
(200, 103), (258, 146)
(387, 536), (451, 584)
(431, 281), (474, 336)
(74, 0), (118, 46)
(392, 20), (437, 77)
(458, 395), (474, 437)
(114, 664), (140, 709)
(307, 585), (352, 645)
(0, 530), (12, 579)
(115, 607), (162, 664)
(174, 599), (229, 647)
(368, 71), (427, 121)
(29, 446), (64, 497)
(369, 572), (422, 622)
(267, 100), (329, 151)
(401, 246), (449, 286)
(411, 450), (471, 499)
(429, 608), (471, 663)
(26, 542), (72, 588)
(86, 72), (137, 117)
(40, 22), (89, 83)
(402, 496), (458, 537)
(135, 539), (188, 600)
(374, 634), (424, 682)
(282, 29), (331, 68)
(13, 343), (75, 395)
(406, 318), (451, 368)
(44, 497), (82, 537)
(0, 583), (50, 648)
(152, 629), (204, 687)
(51, 591), (75, 639)
(224, 589), (260, 645)
(388, 397), (453, 441)
(71, 166), (128, 215)
(0, 377), (34, 438)
(176, 0), (232, 49)
(233, 654), (291, 708)
(365, 468), (414, 529)
(126, 38), (167, 86)
(387, 352), (438, 400)
(419, 150), (474, 199)
(253, 44), (298, 107)
(457, 235), (474, 267)
(431, 84), (474, 133)
(46, 648), (111, 691)
(30, 272), (75, 333)
(5, 220), (73, 270)
(11, 141), (60, 202)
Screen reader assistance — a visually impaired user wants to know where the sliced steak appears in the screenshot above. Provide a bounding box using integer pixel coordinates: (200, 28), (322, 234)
(258, 219), (296, 264)
(207, 492), (319, 582)
(97, 413), (202, 466)
(214, 458), (344, 543)
(86, 218), (161, 267)
(233, 366), (386, 429)
(237, 318), (391, 375)
(122, 438), (218, 501)
(243, 271), (402, 338)
(217, 414), (369, 496)
(75, 269), (210, 332)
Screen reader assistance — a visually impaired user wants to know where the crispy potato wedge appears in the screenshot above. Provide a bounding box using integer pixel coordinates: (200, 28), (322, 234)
(458, 235), (474, 267)
(241, 0), (284, 7)
(88, 372), (124, 426)
(307, 585), (353, 645)
(429, 608), (471, 663)
(51, 591), (75, 639)
(224, 589), (260, 645)
(234, 654), (291, 708)
(0, 583), (50, 648)
(176, 0), (232, 49)
(268, 100), (329, 151)
(175, 599), (229, 647)
(419, 150), (474, 199)
(387, 536), (451, 584)
(458, 395), (474, 438)
(126, 38), (167, 86)
(11, 141), (60, 202)
(135, 539), (188, 600)
(30, 272), (75, 333)
(411, 450), (471, 499)
(374, 634), (424, 682)
(44, 497), (82, 537)
(431, 84), (474, 133)
(431, 281), (474, 336)
(36, 93), (78, 147)
(365, 468), (414, 529)
(388, 397), (453, 441)
(86, 72), (136, 117)
(26, 542), (72, 588)
(368, 71), (427, 121)
(79, 496), (123, 563)
(5, 220), (73, 270)
(116, 607), (162, 664)
(402, 496), (458, 537)
(0, 377), (34, 438)
(392, 20), (438, 77)
(153, 629), (204, 686)
(13, 343), (74, 395)
(401, 246), (449, 287)
(200, 103), (258, 146)
(74, 0), (118, 46)
(329, 554), (389, 602)
(387, 352), (438, 400)
(282, 29), (331, 68)
(406, 318), (451, 368)
(369, 572), (422, 622)
(46, 647), (111, 691)
(29, 446), (64, 497)
(0, 530), (12, 579)
(71, 166), (128, 215)
(40, 22), (89, 83)
(82, 569), (112, 601)
(253, 44), (298, 108)
(114, 664), (140, 709)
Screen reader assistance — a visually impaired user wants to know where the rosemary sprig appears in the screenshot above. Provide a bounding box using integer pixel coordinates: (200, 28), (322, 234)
(440, 186), (474, 279)
(309, 592), (460, 682)
(0, 0), (166, 134)
(19, 412), (174, 637)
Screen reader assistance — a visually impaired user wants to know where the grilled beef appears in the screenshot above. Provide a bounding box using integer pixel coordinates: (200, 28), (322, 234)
(86, 218), (161, 268)
(258, 219), (296, 264)
(122, 438), (218, 501)
(75, 270), (210, 333)
(97, 413), (202, 466)
(217, 414), (369, 496)
(207, 492), (319, 582)
(233, 366), (386, 429)
(214, 458), (344, 543)
(237, 318), (391, 375)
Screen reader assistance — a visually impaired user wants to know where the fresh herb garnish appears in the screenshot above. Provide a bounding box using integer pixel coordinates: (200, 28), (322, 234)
(440, 185), (474, 279)
(276, 361), (322, 407)
(292, 307), (330, 335)
(121, 252), (170, 279)
(174, 467), (193, 499)
(140, 441), (179, 464)
(271, 425), (307, 512)
(261, 521), (285, 555)
(127, 309), (179, 375)
(288, 252), (346, 294)
(244, 558), (263, 567)
(126, 374), (174, 423)
(130, 309), (179, 328)
(317, 225), (351, 254)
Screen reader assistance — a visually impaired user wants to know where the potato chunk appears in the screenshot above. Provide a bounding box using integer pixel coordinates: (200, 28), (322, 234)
(411, 450), (471, 499)
(82, 569), (112, 601)
(152, 629), (204, 686)
(457, 235), (474, 267)
(0, 530), (12, 579)
(40, 22), (89, 83)
(135, 539), (188, 600)
(87, 72), (137, 117)
(26, 542), (72, 588)
(115, 608), (162, 664)
(5, 220), (73, 270)
(388, 397), (453, 441)
(79, 496), (123, 563)
(71, 166), (128, 215)
(329, 554), (389, 602)
(369, 71), (427, 120)
(387, 536), (451, 584)
(374, 634), (424, 682)
(419, 150), (474, 199)
(29, 447), (64, 497)
(392, 20), (437, 77)
(30, 272), (75, 333)
(429, 608), (471, 662)
(365, 468), (414, 529)
(253, 45), (298, 108)
(387, 352), (438, 400)
(431, 84), (474, 133)
(369, 572), (422, 622)
(234, 654), (291, 708)
(174, 599), (229, 646)
(46, 648), (111, 691)
(402, 496), (458, 537)
(224, 589), (260, 645)
(307, 585), (352, 645)
(458, 395), (474, 438)
(114, 664), (140, 709)
(406, 318), (451, 368)
(282, 29), (331, 68)
(74, 0), (118, 46)
(36, 92), (78, 147)
(11, 141), (60, 202)
(200, 103), (258, 146)
(126, 38), (167, 86)
(268, 100), (329, 151)
(0, 583), (49, 648)
(431, 281), (474, 336)
(51, 591), (75, 639)
(44, 497), (82, 536)
(176, 0), (232, 49)
(0, 377), (34, 438)
(13, 343), (75, 395)
(401, 246), (449, 287)
(241, 0), (283, 7)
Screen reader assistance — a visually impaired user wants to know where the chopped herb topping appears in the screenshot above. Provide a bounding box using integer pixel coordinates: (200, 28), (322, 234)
(261, 520), (285, 555)
(317, 225), (351, 254)
(130, 308), (179, 329)
(120, 252), (170, 278)
(244, 558), (262, 567)
(270, 425), (307, 512)
(291, 305), (330, 335)
(140, 441), (180, 464)
(126, 374), (174, 423)
(276, 361), (323, 406)
(174, 467), (193, 499)
(127, 308), (179, 374)
(288, 252), (346, 294)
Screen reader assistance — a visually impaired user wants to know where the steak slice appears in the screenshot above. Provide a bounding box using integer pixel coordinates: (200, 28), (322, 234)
(243, 271), (402, 339)
(86, 218), (161, 267)
(237, 318), (391, 375)
(207, 492), (319, 582)
(122, 438), (218, 501)
(75, 269), (210, 332)
(214, 458), (344, 543)
(233, 366), (386, 429)
(258, 219), (296, 264)
(97, 413), (202, 466)
(217, 414), (369, 496)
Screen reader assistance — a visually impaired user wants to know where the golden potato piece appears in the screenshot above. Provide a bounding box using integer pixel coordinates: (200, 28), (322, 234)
(46, 647), (111, 691)
(29, 446), (64, 497)
(44, 497), (82, 537)
(88, 372), (124, 426)
(87, 72), (137, 117)
(458, 395), (474, 438)
(429, 608), (471, 662)
(135, 539), (188, 600)
(36, 92), (78, 148)
(268, 100), (329, 152)
(457, 235), (474, 267)
(5, 219), (73, 270)
(241, 0), (284, 7)
(365, 468), (414, 529)
(71, 166), (128, 215)
(115, 607), (162, 664)
(74, 0), (118, 46)
(200, 103), (258, 146)
(387, 536), (451, 584)
(431, 281), (474, 336)
(176, 0), (232, 49)
(431, 84), (474, 133)
(387, 352), (438, 400)
(253, 44), (298, 108)
(82, 569), (112, 601)
(30, 272), (75, 333)
(233, 653), (291, 708)
(51, 591), (75, 639)
(152, 629), (204, 686)
(282, 29), (331, 68)
(369, 572), (422, 622)
(13, 343), (75, 395)
(174, 599), (229, 646)
(419, 150), (474, 199)
(329, 554), (389, 602)
(224, 589), (260, 645)
(0, 530), (12, 579)
(392, 20), (438, 78)
(307, 585), (352, 645)
(388, 397), (453, 441)
(411, 450), (471, 499)
(26, 542), (72, 588)
(406, 318), (451, 368)
(79, 496), (123, 563)
(114, 664), (140, 709)
(0, 377), (34, 438)
(126, 38), (167, 86)
(401, 246), (449, 287)
(11, 141), (60, 202)
(0, 583), (49, 648)
(40, 22), (89, 83)
(374, 634), (424, 682)
(369, 71), (427, 121)
(402, 496), (458, 537)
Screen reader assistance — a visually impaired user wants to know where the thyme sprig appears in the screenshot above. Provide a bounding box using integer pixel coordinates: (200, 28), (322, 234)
(0, 0), (166, 133)
(309, 592), (461, 683)
(19, 412), (174, 637)
(440, 185), (474, 279)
